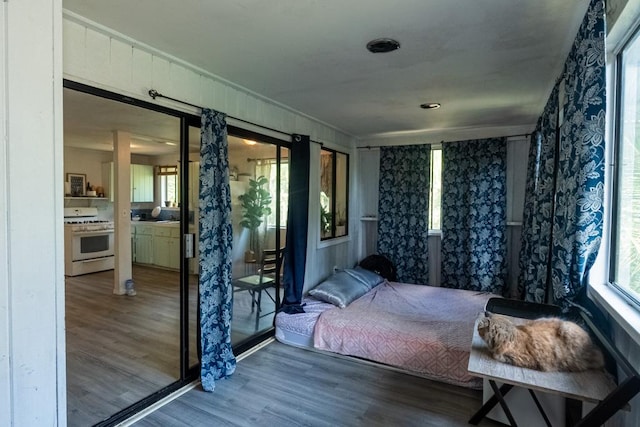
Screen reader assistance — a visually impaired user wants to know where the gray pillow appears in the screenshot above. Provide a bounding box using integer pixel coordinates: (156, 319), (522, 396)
(308, 271), (370, 308)
(344, 266), (384, 290)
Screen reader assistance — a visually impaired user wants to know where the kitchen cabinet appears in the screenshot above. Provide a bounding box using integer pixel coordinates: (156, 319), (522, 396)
(132, 223), (154, 264)
(102, 162), (155, 203)
(153, 225), (180, 269)
(131, 164), (154, 202)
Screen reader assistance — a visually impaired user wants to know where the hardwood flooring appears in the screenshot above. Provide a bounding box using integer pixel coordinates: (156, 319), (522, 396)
(133, 341), (503, 427)
(66, 265), (275, 426)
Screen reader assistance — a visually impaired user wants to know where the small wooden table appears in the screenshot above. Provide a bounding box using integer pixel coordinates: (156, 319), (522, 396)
(467, 318), (618, 427)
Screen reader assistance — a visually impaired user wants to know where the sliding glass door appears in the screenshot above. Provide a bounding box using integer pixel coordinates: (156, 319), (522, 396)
(227, 132), (289, 344)
(63, 81), (200, 426)
(64, 80), (291, 425)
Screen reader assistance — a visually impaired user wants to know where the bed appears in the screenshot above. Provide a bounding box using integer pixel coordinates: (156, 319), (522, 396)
(275, 268), (497, 389)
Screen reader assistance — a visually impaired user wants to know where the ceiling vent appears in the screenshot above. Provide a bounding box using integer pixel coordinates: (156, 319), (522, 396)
(366, 38), (400, 53)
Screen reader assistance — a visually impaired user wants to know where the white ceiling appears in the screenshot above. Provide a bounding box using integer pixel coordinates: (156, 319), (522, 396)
(62, 0), (589, 146)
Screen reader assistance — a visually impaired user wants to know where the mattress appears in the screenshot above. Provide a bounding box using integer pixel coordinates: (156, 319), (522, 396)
(277, 281), (497, 389)
(275, 296), (335, 348)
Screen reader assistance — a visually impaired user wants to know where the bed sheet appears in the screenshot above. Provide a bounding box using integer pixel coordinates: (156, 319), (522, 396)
(313, 282), (496, 389)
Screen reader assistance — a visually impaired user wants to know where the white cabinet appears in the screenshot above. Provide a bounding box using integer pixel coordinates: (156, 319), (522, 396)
(131, 164), (154, 202)
(153, 225), (180, 269)
(132, 224), (154, 264)
(102, 162), (155, 203)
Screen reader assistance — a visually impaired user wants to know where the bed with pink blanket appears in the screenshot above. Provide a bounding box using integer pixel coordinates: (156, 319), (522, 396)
(275, 275), (496, 389)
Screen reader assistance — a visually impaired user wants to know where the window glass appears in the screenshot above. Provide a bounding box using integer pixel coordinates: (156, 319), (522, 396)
(612, 30), (640, 306)
(430, 148), (442, 230)
(158, 165), (179, 207)
(336, 152), (348, 237)
(320, 148), (349, 239)
(257, 160), (289, 227)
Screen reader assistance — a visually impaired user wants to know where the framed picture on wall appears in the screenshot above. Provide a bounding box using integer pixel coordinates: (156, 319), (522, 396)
(66, 173), (86, 197)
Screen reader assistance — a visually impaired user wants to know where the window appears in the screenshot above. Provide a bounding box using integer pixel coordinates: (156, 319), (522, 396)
(158, 165), (178, 207)
(611, 29), (640, 307)
(320, 148), (349, 239)
(429, 148), (443, 230)
(255, 159), (289, 227)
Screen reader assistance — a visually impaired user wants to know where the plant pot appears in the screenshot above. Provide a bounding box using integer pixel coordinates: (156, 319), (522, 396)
(244, 250), (256, 263)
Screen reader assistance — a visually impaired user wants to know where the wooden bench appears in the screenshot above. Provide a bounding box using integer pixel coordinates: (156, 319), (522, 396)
(467, 299), (640, 427)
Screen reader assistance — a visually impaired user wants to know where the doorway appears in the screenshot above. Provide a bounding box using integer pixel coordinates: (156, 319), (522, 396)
(63, 81), (199, 425)
(63, 81), (290, 425)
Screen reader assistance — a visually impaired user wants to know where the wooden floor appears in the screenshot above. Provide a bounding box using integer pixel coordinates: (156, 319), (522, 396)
(133, 341), (503, 427)
(66, 265), (275, 427)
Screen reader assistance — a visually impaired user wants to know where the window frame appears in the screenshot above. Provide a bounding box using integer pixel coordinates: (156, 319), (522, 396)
(320, 147), (349, 241)
(608, 23), (640, 311)
(158, 165), (179, 207)
(429, 147), (443, 231)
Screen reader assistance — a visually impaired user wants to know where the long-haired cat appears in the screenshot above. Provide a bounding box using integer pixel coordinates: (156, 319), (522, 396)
(477, 312), (605, 372)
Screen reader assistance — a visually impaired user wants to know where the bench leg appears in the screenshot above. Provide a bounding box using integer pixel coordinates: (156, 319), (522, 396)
(528, 389), (552, 427)
(575, 376), (640, 427)
(469, 382), (515, 425)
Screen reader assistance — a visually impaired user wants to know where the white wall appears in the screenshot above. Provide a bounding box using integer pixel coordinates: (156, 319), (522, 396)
(62, 12), (354, 149)
(1, 1), (65, 426)
(64, 146), (114, 191)
(303, 142), (358, 292)
(594, 2), (640, 425)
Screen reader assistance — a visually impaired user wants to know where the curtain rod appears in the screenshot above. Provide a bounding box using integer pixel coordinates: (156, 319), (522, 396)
(356, 133), (532, 149)
(148, 89), (323, 146)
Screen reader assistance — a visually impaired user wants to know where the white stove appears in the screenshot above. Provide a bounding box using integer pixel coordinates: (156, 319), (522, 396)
(64, 208), (115, 276)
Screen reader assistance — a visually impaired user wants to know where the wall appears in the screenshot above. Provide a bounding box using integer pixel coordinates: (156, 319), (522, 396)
(64, 146), (113, 192)
(1, 1), (65, 425)
(592, 2), (640, 425)
(355, 137), (529, 292)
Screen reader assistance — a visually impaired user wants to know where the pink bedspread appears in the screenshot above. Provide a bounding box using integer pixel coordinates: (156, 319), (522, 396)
(313, 282), (496, 389)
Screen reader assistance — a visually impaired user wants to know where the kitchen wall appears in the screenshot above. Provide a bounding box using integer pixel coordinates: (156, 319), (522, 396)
(64, 146), (113, 194)
(63, 147), (165, 219)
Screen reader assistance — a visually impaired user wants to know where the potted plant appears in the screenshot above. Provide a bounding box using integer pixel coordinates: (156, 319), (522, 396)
(238, 176), (272, 262)
(321, 205), (332, 237)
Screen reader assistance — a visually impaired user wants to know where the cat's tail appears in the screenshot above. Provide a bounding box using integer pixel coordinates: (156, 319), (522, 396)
(585, 345), (606, 370)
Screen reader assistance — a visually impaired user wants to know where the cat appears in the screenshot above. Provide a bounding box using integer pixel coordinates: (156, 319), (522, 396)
(477, 312), (605, 372)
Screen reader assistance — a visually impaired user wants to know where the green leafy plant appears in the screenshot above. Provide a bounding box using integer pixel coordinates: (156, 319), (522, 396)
(321, 205), (332, 235)
(238, 176), (272, 254)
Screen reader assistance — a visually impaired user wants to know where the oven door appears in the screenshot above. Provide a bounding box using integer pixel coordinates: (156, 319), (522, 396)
(72, 230), (114, 261)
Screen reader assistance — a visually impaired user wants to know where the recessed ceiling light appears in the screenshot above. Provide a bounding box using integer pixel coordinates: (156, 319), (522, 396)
(420, 103), (441, 110)
(366, 38), (400, 53)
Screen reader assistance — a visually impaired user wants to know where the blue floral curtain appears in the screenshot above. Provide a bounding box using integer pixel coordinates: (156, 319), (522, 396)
(551, 0), (606, 308)
(441, 138), (507, 293)
(518, 85), (559, 303)
(377, 145), (430, 284)
(518, 0), (605, 309)
(199, 109), (236, 391)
